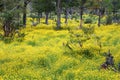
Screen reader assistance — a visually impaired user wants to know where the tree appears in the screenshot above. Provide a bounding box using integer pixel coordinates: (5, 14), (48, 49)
(43, 0), (55, 24)
(56, 0), (61, 29)
(87, 0), (104, 27)
(0, 0), (4, 12)
(69, 0), (88, 28)
(0, 0), (22, 37)
(23, 0), (31, 27)
(31, 0), (44, 23)
(31, 0), (55, 25)
(112, 0), (120, 23)
(62, 0), (72, 24)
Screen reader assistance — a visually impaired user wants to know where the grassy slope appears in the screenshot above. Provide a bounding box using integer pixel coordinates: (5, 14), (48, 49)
(0, 19), (120, 80)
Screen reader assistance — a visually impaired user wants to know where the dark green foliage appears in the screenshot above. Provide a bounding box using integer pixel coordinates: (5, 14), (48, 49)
(55, 62), (76, 75)
(56, 64), (68, 74)
(64, 25), (96, 59)
(83, 15), (98, 24)
(106, 15), (113, 25)
(31, 57), (50, 69)
(37, 58), (49, 68)
(16, 33), (26, 42)
(72, 13), (80, 20)
(80, 49), (94, 59)
(0, 33), (3, 40)
(65, 72), (75, 80)
(0, 69), (5, 76)
(0, 58), (11, 65)
(82, 25), (94, 35)
(3, 37), (14, 44)
(112, 38), (120, 46)
(67, 25), (95, 48)
(84, 18), (92, 24)
(118, 63), (120, 72)
(0, 31), (25, 43)
(27, 41), (37, 46)
(116, 14), (120, 23)
(31, 0), (55, 16)
(64, 48), (94, 59)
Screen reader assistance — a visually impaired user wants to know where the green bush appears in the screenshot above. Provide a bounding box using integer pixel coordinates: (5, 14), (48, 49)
(80, 49), (94, 59)
(3, 37), (13, 43)
(0, 33), (3, 40)
(16, 33), (26, 42)
(84, 15), (98, 24)
(116, 14), (120, 23)
(82, 25), (95, 35)
(84, 18), (92, 24)
(101, 17), (106, 25)
(106, 15), (112, 25)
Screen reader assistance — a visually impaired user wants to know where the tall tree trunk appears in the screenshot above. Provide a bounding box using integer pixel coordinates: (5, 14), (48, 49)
(49, 12), (52, 19)
(40, 13), (43, 18)
(65, 8), (69, 24)
(3, 1), (6, 10)
(80, 7), (83, 29)
(3, 21), (13, 37)
(23, 0), (27, 27)
(45, 12), (49, 25)
(113, 8), (116, 23)
(98, 8), (101, 27)
(38, 13), (41, 23)
(17, 12), (20, 26)
(69, 8), (72, 19)
(56, 0), (61, 30)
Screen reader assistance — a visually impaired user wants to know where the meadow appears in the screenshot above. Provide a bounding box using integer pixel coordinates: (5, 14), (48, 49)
(0, 18), (120, 80)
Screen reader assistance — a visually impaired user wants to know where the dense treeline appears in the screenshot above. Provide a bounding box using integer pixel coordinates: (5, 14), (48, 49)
(0, 0), (120, 37)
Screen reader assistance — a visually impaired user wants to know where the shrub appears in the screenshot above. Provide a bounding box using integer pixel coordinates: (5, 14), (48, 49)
(0, 33), (3, 40)
(116, 14), (120, 23)
(80, 48), (94, 59)
(106, 15), (112, 25)
(101, 16), (107, 25)
(84, 18), (92, 24)
(82, 25), (95, 35)
(3, 37), (13, 43)
(16, 33), (26, 42)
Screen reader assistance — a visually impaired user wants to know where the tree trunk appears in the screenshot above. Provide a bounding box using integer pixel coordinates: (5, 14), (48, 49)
(49, 12), (52, 19)
(17, 12), (20, 26)
(3, 21), (13, 37)
(45, 12), (49, 25)
(38, 13), (41, 23)
(65, 8), (69, 24)
(69, 8), (73, 19)
(80, 7), (83, 29)
(113, 8), (116, 23)
(56, 0), (61, 30)
(23, 0), (27, 27)
(98, 8), (101, 27)
(40, 13), (43, 18)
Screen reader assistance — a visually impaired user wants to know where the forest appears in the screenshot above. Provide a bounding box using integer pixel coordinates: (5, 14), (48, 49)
(0, 0), (120, 80)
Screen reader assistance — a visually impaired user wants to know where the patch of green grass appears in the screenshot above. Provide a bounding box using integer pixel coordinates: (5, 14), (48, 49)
(27, 41), (37, 46)
(0, 58), (11, 65)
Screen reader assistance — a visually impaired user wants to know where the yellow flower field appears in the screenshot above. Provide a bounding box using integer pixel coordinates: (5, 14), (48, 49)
(0, 18), (120, 80)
